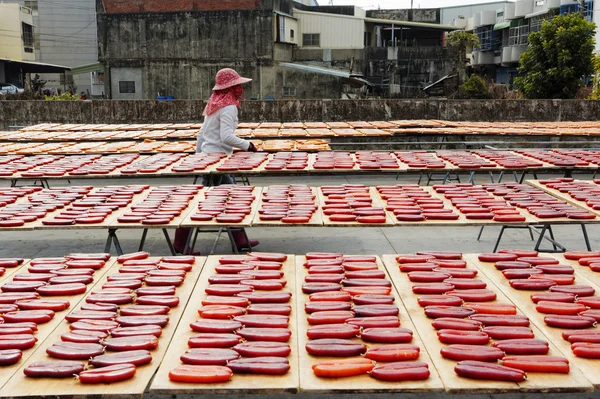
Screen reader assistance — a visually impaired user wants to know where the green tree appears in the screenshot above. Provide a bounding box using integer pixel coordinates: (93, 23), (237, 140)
(446, 31), (480, 82)
(459, 74), (491, 98)
(515, 13), (596, 99)
(588, 52), (600, 99)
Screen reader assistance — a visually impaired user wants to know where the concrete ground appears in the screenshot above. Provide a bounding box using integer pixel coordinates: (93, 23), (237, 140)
(1, 171), (597, 259)
(3, 171), (600, 398)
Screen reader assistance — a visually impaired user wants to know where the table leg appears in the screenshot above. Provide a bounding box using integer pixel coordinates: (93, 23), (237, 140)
(492, 226), (507, 252)
(104, 230), (114, 253)
(581, 223), (592, 251)
(531, 225), (566, 253)
(112, 231), (124, 256)
(161, 229), (176, 256)
(138, 229), (148, 251)
(210, 228), (224, 255)
(477, 226), (485, 241)
(468, 171), (475, 184)
(105, 229), (123, 256)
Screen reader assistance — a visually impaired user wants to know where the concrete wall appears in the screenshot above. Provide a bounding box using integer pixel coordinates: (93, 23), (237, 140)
(366, 8), (440, 23)
(2, 99), (600, 128)
(110, 67), (143, 100)
(101, 0), (259, 13)
(98, 9), (275, 100)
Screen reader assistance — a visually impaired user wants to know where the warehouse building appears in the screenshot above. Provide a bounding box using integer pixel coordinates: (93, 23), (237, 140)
(97, 0), (459, 100)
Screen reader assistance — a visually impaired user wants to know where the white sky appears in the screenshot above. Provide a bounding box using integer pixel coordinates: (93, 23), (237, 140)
(317, 0), (505, 9)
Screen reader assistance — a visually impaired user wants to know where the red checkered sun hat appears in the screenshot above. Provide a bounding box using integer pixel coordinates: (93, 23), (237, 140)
(212, 68), (252, 91)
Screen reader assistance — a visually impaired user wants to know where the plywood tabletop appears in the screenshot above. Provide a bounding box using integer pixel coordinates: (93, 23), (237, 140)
(465, 253), (600, 390)
(179, 187), (262, 228)
(33, 189), (150, 231)
(0, 256), (205, 399)
(0, 257), (117, 393)
(0, 259), (30, 285)
(386, 254), (593, 393)
(549, 253), (600, 302)
(150, 254), (300, 394)
(108, 189), (205, 230)
(528, 180), (600, 218)
(318, 187), (395, 227)
(296, 255), (444, 393)
(252, 187), (324, 227)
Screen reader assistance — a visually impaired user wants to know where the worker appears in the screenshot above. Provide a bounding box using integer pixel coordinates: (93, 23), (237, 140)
(173, 68), (259, 253)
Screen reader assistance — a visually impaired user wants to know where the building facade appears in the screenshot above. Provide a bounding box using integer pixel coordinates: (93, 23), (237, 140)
(0, 3), (35, 64)
(97, 0), (458, 100)
(455, 0), (598, 87)
(1, 0), (101, 95)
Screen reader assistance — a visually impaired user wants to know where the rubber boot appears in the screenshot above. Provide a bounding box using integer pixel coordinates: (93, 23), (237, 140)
(231, 229), (259, 251)
(173, 228), (191, 254)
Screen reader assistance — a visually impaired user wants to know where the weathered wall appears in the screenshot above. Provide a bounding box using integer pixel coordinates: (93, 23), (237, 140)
(97, 9), (275, 99)
(2, 99), (600, 128)
(366, 8), (440, 23)
(261, 66), (343, 100)
(363, 47), (454, 98)
(101, 0), (260, 13)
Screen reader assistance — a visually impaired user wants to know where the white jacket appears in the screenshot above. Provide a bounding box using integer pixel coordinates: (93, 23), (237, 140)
(196, 105), (251, 154)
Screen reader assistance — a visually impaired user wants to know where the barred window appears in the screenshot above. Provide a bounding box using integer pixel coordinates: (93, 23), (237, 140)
(119, 81), (136, 94)
(302, 33), (320, 46)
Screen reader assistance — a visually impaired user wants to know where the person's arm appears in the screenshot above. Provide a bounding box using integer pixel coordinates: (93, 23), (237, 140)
(196, 128), (204, 153)
(220, 107), (251, 150)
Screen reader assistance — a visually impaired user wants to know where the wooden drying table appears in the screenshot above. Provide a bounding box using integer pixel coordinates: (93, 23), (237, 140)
(150, 255), (300, 394)
(0, 257), (205, 399)
(465, 254), (600, 389)
(0, 257), (118, 393)
(295, 255), (444, 393)
(382, 254), (593, 393)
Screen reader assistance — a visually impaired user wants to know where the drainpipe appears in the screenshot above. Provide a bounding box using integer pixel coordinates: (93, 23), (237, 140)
(391, 23), (395, 47)
(259, 64), (263, 100)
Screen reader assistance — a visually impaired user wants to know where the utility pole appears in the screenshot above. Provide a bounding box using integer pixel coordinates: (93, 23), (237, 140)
(580, 0), (586, 17)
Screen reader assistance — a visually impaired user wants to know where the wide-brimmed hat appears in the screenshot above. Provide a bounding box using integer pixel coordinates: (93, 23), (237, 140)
(212, 68), (252, 91)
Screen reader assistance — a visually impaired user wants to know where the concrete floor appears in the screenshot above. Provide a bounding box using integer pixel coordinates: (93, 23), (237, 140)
(1, 171), (598, 259)
(3, 171), (600, 398)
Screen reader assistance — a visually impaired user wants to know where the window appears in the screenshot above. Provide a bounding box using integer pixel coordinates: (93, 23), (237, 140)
(283, 87), (296, 97)
(119, 81), (136, 94)
(475, 26), (493, 51)
(509, 22), (529, 46)
(302, 33), (320, 46)
(561, 2), (592, 22)
(290, 29), (294, 39)
(24, 1), (38, 11)
(279, 16), (285, 42)
(22, 23), (33, 49)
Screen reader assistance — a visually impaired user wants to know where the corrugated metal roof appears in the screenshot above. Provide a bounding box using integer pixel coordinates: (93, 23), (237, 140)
(0, 58), (70, 73)
(71, 62), (103, 75)
(279, 62), (371, 85)
(365, 17), (461, 31)
(274, 10), (296, 19)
